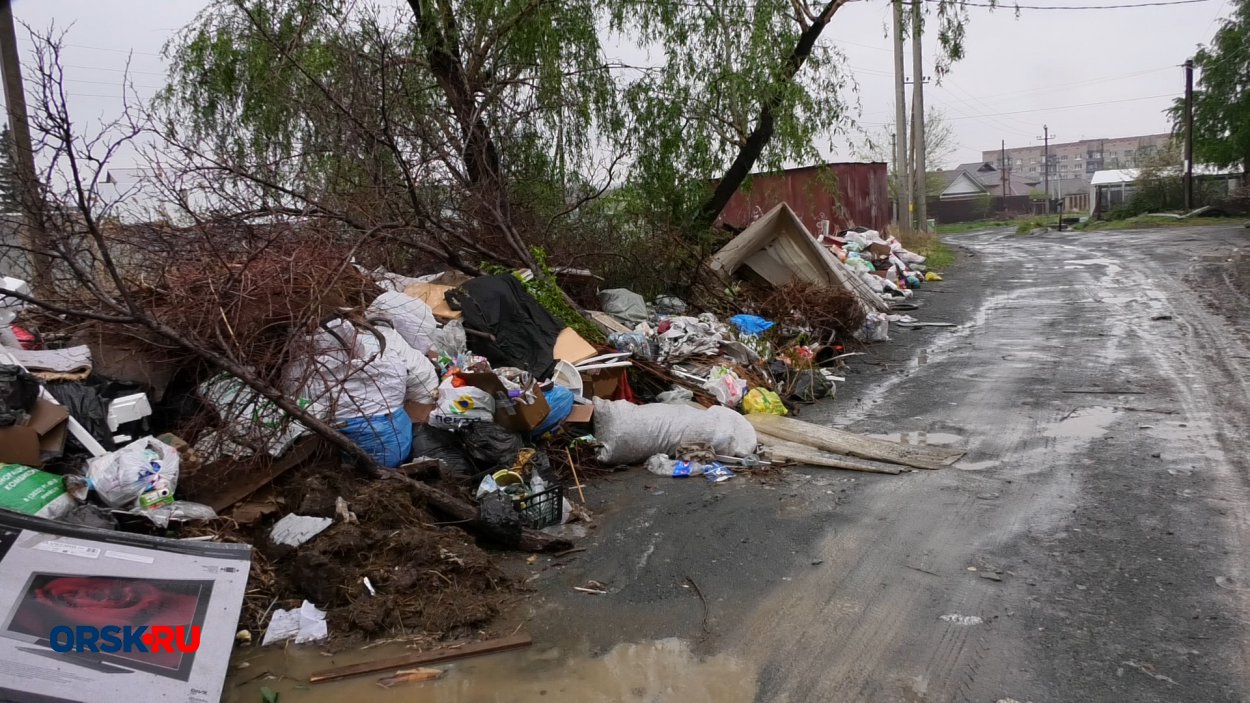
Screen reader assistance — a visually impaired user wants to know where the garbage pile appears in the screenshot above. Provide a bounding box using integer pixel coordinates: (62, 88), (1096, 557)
(0, 200), (957, 651)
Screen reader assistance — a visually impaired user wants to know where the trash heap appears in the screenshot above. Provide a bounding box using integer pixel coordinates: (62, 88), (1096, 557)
(0, 200), (957, 651)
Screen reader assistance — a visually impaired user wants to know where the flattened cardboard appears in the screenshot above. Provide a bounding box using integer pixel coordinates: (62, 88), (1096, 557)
(403, 283), (461, 320)
(553, 327), (598, 364)
(0, 399), (69, 467)
(580, 367), (626, 399)
(457, 372), (551, 432)
(564, 404), (594, 424)
(867, 242), (893, 259)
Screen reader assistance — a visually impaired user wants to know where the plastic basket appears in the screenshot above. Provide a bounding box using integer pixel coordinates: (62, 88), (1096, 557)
(514, 484), (564, 529)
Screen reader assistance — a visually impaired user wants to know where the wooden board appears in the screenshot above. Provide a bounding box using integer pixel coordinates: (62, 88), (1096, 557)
(197, 437), (325, 512)
(746, 414), (964, 470)
(310, 634), (533, 684)
(759, 437), (902, 475)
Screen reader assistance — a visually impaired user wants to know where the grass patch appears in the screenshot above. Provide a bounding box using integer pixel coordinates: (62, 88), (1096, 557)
(894, 228), (956, 271)
(1077, 216), (1238, 232)
(1015, 218), (1049, 235)
(935, 220), (1009, 235)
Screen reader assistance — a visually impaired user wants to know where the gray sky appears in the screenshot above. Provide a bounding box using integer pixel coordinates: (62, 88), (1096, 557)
(7, 0), (1234, 171)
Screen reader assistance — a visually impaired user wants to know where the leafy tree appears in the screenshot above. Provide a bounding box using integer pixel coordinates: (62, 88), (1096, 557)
(1170, 0), (1250, 178)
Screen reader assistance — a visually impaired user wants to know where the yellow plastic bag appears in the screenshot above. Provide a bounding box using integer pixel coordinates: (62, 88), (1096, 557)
(924, 271), (943, 282)
(743, 388), (787, 416)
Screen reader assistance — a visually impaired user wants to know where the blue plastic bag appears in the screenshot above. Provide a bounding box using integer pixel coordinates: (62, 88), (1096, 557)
(339, 409), (413, 468)
(529, 385), (575, 437)
(730, 314), (774, 336)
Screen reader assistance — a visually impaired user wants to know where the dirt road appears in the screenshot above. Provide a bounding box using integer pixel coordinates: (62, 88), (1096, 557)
(524, 224), (1250, 703)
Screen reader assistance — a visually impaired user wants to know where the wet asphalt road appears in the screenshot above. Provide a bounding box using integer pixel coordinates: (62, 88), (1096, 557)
(522, 224), (1250, 703)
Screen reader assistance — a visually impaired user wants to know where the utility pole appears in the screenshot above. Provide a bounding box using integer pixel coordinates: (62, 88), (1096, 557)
(1000, 140), (1008, 215)
(1036, 125), (1053, 214)
(890, 131), (899, 222)
(892, 0), (910, 235)
(0, 0), (49, 290)
(1183, 58), (1194, 211)
(910, 0), (927, 232)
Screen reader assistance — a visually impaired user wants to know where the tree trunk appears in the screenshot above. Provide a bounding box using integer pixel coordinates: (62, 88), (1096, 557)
(695, 0), (847, 230)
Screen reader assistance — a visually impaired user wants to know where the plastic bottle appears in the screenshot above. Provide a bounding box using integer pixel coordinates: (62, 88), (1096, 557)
(645, 454), (707, 477)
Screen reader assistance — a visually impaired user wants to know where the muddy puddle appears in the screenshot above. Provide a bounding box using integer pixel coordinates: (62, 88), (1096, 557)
(226, 637), (756, 703)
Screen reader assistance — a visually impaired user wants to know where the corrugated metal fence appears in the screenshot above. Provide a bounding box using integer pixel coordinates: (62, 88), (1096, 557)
(718, 162), (890, 235)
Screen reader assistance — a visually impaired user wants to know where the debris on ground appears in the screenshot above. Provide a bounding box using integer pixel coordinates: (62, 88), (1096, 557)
(0, 199), (961, 667)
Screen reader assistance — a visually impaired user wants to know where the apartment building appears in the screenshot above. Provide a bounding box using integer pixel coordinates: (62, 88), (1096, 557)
(981, 133), (1172, 185)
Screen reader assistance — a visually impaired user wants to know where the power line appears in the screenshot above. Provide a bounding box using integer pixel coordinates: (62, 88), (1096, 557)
(929, 0), (1213, 9)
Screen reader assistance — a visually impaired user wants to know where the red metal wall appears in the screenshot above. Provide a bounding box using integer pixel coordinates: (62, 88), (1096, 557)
(718, 162), (890, 235)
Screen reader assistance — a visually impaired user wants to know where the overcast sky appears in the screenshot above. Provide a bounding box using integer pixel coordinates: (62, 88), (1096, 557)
(6, 0), (1233, 172)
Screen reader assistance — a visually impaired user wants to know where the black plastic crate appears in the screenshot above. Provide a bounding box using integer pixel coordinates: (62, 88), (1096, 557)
(514, 484), (563, 529)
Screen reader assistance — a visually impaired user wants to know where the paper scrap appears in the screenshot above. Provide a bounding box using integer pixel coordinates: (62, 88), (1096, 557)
(261, 600), (328, 646)
(269, 514), (333, 547)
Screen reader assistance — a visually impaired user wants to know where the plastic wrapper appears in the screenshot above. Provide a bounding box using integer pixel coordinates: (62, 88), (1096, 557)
(0, 364), (39, 427)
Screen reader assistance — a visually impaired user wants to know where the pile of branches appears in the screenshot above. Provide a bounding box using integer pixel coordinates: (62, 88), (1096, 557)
(126, 225), (379, 378)
(752, 280), (867, 343)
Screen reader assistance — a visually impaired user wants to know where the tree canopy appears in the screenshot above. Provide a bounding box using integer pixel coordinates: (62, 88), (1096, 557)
(1171, 0), (1250, 176)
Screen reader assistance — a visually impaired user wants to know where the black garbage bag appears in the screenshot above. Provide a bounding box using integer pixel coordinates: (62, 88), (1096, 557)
(460, 421), (523, 470)
(788, 369), (834, 404)
(46, 381), (114, 449)
(410, 424), (474, 479)
(477, 491), (521, 547)
(0, 364), (39, 426)
(448, 275), (564, 378)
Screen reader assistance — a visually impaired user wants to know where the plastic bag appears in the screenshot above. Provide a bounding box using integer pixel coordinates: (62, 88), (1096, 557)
(368, 291), (438, 353)
(461, 421), (523, 469)
(428, 376), (494, 429)
(729, 314), (774, 336)
(788, 370), (834, 403)
(0, 364), (39, 427)
(743, 388), (787, 416)
(411, 424), (474, 478)
(656, 387), (694, 404)
(598, 289), (648, 325)
(430, 319), (468, 357)
(530, 385), (574, 436)
(592, 398), (757, 465)
(283, 320), (408, 421)
(339, 409), (413, 469)
(46, 380), (114, 449)
(860, 312), (890, 342)
(85, 436), (181, 508)
(703, 366), (746, 407)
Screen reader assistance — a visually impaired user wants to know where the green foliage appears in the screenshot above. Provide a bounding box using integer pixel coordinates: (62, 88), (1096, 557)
(1125, 140), (1184, 215)
(520, 248), (605, 343)
(1015, 218), (1047, 234)
(1170, 0), (1250, 176)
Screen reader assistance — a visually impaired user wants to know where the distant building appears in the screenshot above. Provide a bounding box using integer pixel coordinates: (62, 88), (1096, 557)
(936, 162), (1040, 200)
(981, 133), (1173, 185)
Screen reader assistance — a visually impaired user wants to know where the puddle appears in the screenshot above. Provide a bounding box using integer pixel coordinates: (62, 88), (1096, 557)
(956, 459), (998, 472)
(1044, 406), (1118, 441)
(867, 431), (963, 446)
(226, 637), (755, 703)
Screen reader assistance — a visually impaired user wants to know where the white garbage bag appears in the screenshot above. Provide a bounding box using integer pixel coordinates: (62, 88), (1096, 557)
(85, 436), (181, 508)
(592, 398), (757, 465)
(368, 291), (438, 353)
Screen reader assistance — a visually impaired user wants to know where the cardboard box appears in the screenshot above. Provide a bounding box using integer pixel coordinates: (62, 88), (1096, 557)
(0, 399), (69, 467)
(565, 404), (594, 424)
(553, 327), (598, 364)
(457, 372), (551, 433)
(580, 367), (627, 399)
